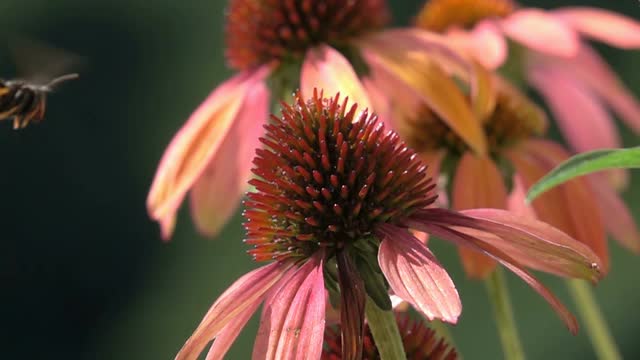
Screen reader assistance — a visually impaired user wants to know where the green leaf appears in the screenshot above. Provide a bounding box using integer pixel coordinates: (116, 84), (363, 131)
(526, 147), (640, 202)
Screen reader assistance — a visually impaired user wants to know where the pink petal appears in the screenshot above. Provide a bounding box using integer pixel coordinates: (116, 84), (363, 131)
(534, 44), (640, 133)
(376, 224), (461, 323)
(176, 261), (292, 360)
(406, 208), (602, 282)
(205, 300), (261, 360)
(501, 9), (579, 57)
(189, 82), (269, 236)
(301, 45), (372, 113)
(253, 257), (325, 360)
(147, 67), (270, 239)
(527, 65), (620, 153)
(410, 219), (579, 334)
(467, 21), (508, 69)
(553, 7), (640, 48)
(588, 175), (640, 254)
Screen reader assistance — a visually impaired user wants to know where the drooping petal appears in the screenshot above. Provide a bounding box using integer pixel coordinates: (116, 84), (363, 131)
(553, 7), (640, 48)
(176, 261), (292, 360)
(376, 224), (461, 323)
(452, 152), (508, 278)
(469, 59), (497, 123)
(507, 141), (609, 273)
(535, 44), (640, 133)
(588, 175), (640, 254)
(507, 175), (538, 219)
(205, 300), (261, 360)
(413, 221), (579, 334)
(501, 9), (579, 57)
(359, 31), (487, 155)
(253, 257), (324, 360)
(336, 250), (366, 360)
(147, 67), (270, 239)
(527, 65), (621, 153)
(301, 45), (372, 113)
(406, 208), (602, 282)
(190, 81), (269, 236)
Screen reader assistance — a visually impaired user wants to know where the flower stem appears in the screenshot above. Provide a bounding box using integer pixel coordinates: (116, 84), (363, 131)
(566, 279), (621, 360)
(485, 267), (526, 360)
(365, 296), (406, 360)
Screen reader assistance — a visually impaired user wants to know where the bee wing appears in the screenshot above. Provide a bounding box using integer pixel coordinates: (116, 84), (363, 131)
(7, 36), (85, 86)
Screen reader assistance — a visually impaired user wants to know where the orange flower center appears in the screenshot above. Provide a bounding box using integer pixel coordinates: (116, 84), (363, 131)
(225, 0), (390, 70)
(399, 79), (546, 157)
(415, 0), (515, 32)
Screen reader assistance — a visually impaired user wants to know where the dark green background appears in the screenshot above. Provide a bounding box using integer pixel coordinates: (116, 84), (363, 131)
(0, 0), (638, 358)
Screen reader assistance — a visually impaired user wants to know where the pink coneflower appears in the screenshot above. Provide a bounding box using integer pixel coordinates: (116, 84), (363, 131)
(175, 90), (602, 359)
(147, 0), (482, 240)
(323, 313), (458, 360)
(415, 0), (640, 179)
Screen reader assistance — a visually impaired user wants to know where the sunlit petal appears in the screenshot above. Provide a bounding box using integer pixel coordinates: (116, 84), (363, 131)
(501, 9), (579, 57)
(190, 82), (269, 236)
(377, 224), (461, 323)
(553, 7), (640, 48)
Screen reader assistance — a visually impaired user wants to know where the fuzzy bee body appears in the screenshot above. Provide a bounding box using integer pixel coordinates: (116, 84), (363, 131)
(0, 74), (77, 129)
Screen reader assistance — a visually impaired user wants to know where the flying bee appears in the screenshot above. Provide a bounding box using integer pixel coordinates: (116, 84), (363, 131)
(0, 73), (78, 129)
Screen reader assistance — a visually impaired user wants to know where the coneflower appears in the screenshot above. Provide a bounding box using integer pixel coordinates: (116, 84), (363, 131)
(175, 90), (601, 360)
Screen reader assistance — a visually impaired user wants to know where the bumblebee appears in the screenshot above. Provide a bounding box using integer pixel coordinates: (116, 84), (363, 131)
(0, 73), (78, 129)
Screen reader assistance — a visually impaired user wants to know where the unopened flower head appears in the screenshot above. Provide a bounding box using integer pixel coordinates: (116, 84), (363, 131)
(176, 90), (602, 360)
(226, 0), (390, 70)
(323, 313), (458, 360)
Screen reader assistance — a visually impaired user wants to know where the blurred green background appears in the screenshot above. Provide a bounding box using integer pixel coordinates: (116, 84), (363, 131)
(0, 0), (638, 358)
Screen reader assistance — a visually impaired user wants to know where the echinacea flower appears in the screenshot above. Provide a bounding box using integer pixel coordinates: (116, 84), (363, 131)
(147, 0), (480, 240)
(323, 313), (458, 360)
(389, 64), (640, 278)
(175, 90), (602, 360)
(415, 0), (640, 177)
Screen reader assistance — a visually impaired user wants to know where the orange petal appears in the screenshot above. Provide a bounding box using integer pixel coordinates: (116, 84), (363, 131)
(553, 7), (640, 49)
(359, 31), (487, 155)
(147, 67), (270, 239)
(508, 141), (609, 273)
(469, 60), (497, 124)
(189, 82), (269, 237)
(452, 152), (508, 278)
(501, 9), (579, 57)
(301, 45), (372, 113)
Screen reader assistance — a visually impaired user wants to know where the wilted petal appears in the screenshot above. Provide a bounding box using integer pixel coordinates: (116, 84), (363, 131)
(501, 9), (579, 57)
(336, 250), (366, 360)
(408, 218), (579, 334)
(553, 7), (640, 48)
(376, 224), (461, 323)
(301, 45), (372, 113)
(176, 261), (292, 360)
(190, 82), (269, 236)
(528, 65), (620, 152)
(253, 257), (325, 360)
(508, 142), (609, 273)
(589, 175), (640, 254)
(147, 67), (270, 239)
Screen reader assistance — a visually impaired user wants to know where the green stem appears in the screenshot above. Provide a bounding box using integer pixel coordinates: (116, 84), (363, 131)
(485, 267), (526, 360)
(566, 279), (621, 360)
(365, 297), (406, 360)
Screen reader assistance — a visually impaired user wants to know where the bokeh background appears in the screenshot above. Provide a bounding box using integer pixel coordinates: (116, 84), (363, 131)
(0, 0), (638, 358)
